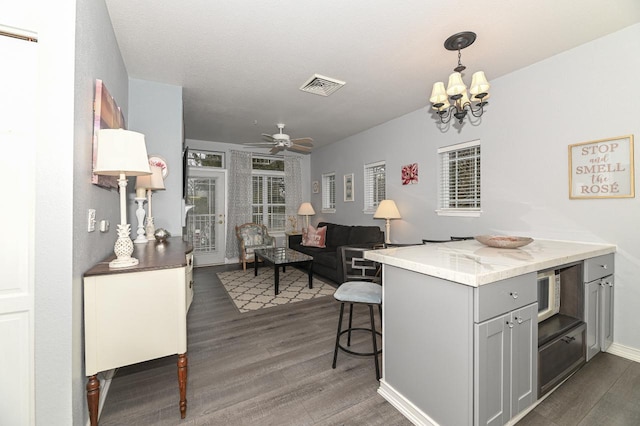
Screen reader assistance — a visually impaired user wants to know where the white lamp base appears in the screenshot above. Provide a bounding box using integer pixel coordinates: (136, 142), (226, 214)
(146, 217), (156, 240)
(134, 197), (148, 244)
(110, 224), (138, 268)
(385, 219), (391, 244)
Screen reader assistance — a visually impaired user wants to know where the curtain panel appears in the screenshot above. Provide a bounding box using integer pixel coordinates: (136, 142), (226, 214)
(284, 156), (302, 232)
(225, 150), (253, 259)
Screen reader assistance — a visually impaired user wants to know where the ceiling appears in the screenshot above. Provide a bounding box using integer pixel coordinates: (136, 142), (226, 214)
(105, 0), (640, 150)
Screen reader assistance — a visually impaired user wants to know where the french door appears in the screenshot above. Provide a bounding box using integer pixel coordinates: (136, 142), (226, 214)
(185, 169), (226, 266)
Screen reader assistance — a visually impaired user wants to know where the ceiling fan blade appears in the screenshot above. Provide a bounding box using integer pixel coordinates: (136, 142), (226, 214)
(290, 137), (314, 146)
(288, 144), (312, 153)
(261, 133), (275, 141)
(270, 146), (284, 155)
(243, 142), (276, 146)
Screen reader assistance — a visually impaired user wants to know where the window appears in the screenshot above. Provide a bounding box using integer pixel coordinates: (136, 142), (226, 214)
(437, 140), (481, 216)
(187, 149), (224, 168)
(322, 172), (336, 212)
(252, 156), (286, 231)
(364, 161), (386, 213)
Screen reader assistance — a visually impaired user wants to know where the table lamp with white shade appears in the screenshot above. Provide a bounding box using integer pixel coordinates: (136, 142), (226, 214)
(93, 129), (151, 268)
(297, 202), (316, 229)
(135, 164), (165, 240)
(373, 199), (401, 244)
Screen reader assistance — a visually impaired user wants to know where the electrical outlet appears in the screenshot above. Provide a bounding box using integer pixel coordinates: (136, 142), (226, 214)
(88, 209), (96, 232)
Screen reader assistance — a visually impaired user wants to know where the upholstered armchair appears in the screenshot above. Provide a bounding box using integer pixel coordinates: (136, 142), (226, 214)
(235, 223), (276, 271)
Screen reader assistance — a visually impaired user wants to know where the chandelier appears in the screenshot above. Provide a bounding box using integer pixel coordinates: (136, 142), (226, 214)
(430, 31), (490, 125)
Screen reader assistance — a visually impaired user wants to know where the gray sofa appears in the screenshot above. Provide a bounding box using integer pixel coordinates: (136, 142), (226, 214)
(288, 222), (384, 284)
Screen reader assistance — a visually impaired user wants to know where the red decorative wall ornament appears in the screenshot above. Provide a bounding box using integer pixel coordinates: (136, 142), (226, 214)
(402, 163), (418, 185)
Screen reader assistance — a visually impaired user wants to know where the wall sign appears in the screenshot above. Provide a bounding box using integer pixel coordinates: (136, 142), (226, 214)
(569, 135), (634, 199)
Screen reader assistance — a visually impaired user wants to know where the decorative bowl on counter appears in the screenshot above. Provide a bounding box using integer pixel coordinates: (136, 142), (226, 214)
(154, 228), (171, 243)
(474, 235), (533, 249)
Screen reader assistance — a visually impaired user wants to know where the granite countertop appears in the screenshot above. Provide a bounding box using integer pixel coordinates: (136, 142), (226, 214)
(365, 239), (616, 287)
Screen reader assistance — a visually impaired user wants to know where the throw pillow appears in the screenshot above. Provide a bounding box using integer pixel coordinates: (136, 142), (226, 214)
(302, 225), (327, 248)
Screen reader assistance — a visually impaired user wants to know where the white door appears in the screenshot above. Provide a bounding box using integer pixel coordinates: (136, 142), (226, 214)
(0, 33), (37, 425)
(186, 169), (226, 266)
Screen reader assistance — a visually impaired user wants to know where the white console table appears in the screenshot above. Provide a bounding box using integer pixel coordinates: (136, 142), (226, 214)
(366, 239), (615, 426)
(83, 238), (194, 425)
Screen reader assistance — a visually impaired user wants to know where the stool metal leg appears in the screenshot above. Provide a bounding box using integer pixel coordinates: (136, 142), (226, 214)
(347, 303), (354, 346)
(332, 302), (345, 369)
(369, 304), (381, 380)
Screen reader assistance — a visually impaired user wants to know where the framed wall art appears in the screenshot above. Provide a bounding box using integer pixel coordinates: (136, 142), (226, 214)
(569, 134), (634, 199)
(91, 79), (126, 189)
(402, 163), (418, 185)
(312, 180), (319, 194)
(344, 173), (354, 202)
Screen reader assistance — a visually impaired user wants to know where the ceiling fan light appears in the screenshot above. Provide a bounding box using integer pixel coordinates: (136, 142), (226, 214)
(469, 71), (490, 96)
(446, 72), (467, 96)
(429, 81), (448, 104)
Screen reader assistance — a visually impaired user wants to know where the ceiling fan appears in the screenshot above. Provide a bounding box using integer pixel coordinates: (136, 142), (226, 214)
(243, 123), (313, 154)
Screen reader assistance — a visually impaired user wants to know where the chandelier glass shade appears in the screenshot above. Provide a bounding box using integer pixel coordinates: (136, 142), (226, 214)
(430, 32), (490, 124)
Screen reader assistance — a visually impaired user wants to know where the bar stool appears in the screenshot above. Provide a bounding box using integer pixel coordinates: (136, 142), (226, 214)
(332, 246), (382, 380)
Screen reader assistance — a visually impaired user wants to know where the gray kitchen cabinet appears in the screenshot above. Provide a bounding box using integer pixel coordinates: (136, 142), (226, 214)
(583, 254), (614, 361)
(474, 303), (537, 426)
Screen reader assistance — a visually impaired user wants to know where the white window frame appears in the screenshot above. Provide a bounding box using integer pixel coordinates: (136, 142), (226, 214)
(251, 155), (286, 231)
(436, 140), (482, 217)
(321, 172), (336, 213)
(363, 161), (386, 214)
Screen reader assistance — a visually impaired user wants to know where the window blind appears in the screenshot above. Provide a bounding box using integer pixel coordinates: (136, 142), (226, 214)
(438, 141), (481, 210)
(364, 161), (385, 213)
(322, 173), (336, 211)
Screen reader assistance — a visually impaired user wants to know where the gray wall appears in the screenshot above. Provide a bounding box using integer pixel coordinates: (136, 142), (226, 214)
(35, 0), (130, 424)
(129, 79), (184, 236)
(311, 24), (640, 352)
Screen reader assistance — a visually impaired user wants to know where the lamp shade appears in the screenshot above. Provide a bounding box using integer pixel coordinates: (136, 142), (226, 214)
(373, 200), (401, 219)
(94, 129), (151, 176)
(136, 165), (165, 190)
(469, 71), (490, 96)
(446, 72), (467, 96)
(297, 202), (316, 216)
(429, 81), (448, 105)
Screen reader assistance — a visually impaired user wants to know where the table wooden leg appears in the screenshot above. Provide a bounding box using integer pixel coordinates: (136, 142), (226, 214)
(86, 375), (100, 426)
(308, 261), (313, 289)
(254, 255), (259, 276)
(274, 264), (280, 295)
(177, 353), (188, 419)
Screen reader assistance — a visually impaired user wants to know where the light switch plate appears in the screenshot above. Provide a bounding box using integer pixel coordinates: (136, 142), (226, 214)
(88, 209), (96, 232)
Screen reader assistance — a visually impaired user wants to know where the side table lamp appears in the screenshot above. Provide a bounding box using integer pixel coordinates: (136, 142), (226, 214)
(373, 199), (401, 244)
(135, 164), (165, 240)
(93, 129), (151, 268)
(297, 202), (316, 229)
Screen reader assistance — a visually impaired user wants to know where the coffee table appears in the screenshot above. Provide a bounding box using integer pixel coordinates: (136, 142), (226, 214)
(254, 248), (313, 295)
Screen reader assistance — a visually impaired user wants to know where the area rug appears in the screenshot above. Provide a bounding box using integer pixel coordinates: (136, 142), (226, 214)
(217, 268), (336, 313)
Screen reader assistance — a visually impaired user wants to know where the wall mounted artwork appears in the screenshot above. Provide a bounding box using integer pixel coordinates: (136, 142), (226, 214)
(402, 163), (418, 185)
(92, 79), (126, 189)
(569, 134), (634, 199)
(344, 173), (354, 202)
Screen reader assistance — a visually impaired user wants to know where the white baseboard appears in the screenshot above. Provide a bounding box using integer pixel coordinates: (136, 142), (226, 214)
(606, 342), (640, 363)
(377, 380), (438, 426)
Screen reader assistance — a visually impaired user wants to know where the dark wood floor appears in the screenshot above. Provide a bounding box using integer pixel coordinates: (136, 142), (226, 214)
(98, 264), (639, 426)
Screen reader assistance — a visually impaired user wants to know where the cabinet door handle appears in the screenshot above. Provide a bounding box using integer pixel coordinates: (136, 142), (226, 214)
(189, 280), (193, 289)
(605, 281), (613, 287)
(516, 316), (523, 324)
(510, 291), (518, 299)
(600, 264), (608, 270)
(561, 335), (576, 344)
(507, 321), (514, 328)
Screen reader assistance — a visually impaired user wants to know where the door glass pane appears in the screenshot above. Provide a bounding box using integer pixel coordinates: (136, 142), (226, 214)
(186, 177), (216, 252)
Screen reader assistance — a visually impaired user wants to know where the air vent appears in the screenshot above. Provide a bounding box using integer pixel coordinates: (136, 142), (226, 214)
(299, 74), (346, 97)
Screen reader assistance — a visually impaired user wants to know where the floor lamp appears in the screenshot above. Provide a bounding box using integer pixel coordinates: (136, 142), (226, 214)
(135, 164), (165, 240)
(374, 200), (401, 244)
(94, 129), (151, 268)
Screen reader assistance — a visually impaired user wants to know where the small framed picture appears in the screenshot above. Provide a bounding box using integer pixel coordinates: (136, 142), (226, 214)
(344, 173), (354, 202)
(568, 135), (634, 199)
(312, 180), (319, 194)
(402, 163), (418, 185)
